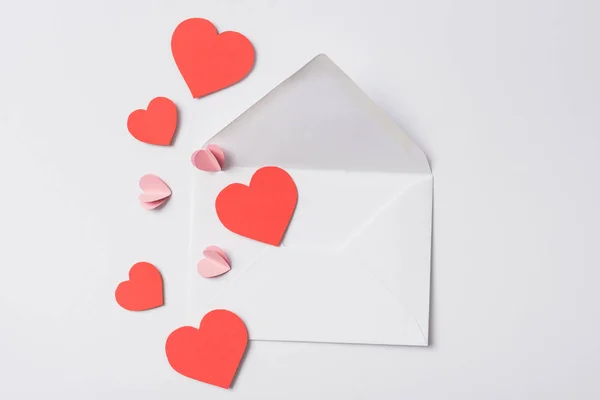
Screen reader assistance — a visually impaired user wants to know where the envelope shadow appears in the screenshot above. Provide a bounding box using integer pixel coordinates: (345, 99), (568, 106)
(426, 181), (436, 347)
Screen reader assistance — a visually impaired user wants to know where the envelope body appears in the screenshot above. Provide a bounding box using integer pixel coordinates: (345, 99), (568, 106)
(188, 55), (432, 346)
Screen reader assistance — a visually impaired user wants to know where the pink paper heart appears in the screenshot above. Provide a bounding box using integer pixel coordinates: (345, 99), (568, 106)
(191, 149), (221, 172)
(190, 150), (202, 167)
(205, 245), (230, 265)
(197, 249), (231, 278)
(139, 174), (171, 202)
(140, 197), (168, 210)
(206, 144), (225, 167)
(139, 193), (167, 203)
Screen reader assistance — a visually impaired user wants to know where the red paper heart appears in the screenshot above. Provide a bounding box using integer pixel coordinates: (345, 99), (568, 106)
(127, 97), (178, 146)
(115, 262), (163, 311)
(171, 18), (255, 98)
(216, 166), (297, 246)
(165, 310), (248, 389)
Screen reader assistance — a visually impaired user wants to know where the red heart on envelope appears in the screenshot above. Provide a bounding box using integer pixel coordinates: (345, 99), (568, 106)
(165, 310), (248, 389)
(216, 166), (297, 246)
(127, 97), (178, 146)
(171, 18), (255, 98)
(115, 262), (163, 311)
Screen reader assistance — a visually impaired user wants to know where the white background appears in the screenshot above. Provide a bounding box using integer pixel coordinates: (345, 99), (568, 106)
(0, 0), (599, 398)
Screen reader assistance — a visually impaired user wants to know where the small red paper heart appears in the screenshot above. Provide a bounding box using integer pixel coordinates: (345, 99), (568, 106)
(115, 262), (164, 311)
(165, 310), (248, 389)
(127, 97), (178, 146)
(171, 18), (255, 98)
(216, 166), (298, 246)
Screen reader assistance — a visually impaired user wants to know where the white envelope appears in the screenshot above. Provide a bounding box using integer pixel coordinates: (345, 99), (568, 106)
(187, 54), (433, 346)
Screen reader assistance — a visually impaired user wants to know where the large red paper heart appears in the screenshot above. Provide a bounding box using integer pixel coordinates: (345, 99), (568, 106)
(115, 262), (163, 311)
(127, 97), (178, 146)
(165, 310), (248, 389)
(216, 166), (297, 246)
(171, 18), (255, 98)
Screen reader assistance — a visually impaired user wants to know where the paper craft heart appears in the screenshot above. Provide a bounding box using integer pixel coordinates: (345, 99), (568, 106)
(127, 97), (178, 146)
(191, 144), (225, 171)
(198, 247), (231, 278)
(138, 174), (171, 209)
(171, 18), (255, 98)
(140, 198), (168, 210)
(216, 166), (297, 246)
(165, 309), (248, 389)
(115, 262), (163, 311)
(205, 245), (230, 264)
(206, 144), (225, 166)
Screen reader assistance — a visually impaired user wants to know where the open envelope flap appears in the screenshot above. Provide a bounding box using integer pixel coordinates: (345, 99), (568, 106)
(204, 54), (431, 174)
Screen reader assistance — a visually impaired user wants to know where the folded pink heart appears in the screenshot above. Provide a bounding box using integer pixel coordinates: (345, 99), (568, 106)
(191, 145), (225, 171)
(197, 246), (231, 278)
(138, 174), (171, 209)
